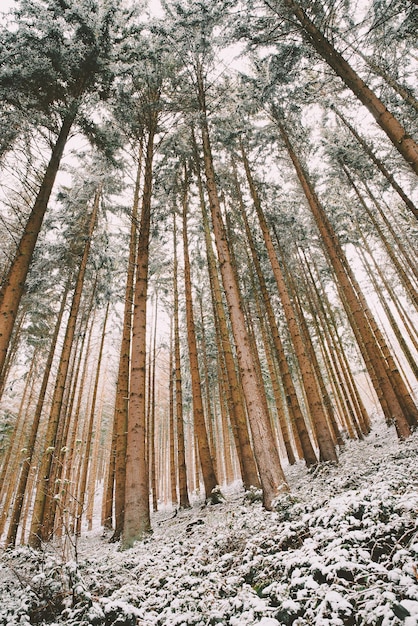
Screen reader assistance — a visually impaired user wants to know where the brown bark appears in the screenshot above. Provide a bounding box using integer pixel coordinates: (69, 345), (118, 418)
(75, 303), (109, 537)
(5, 281), (70, 547)
(277, 121), (416, 438)
(232, 161), (317, 466)
(107, 145), (142, 539)
(277, 242), (344, 448)
(86, 370), (107, 531)
(168, 319), (178, 505)
(149, 294), (159, 512)
(28, 186), (100, 548)
(181, 169), (218, 499)
(123, 116), (158, 548)
(173, 214), (190, 509)
(305, 252), (371, 437)
(193, 138), (260, 489)
(197, 294), (218, 473)
(273, 0), (418, 174)
(0, 110), (77, 383)
(58, 294), (96, 539)
(240, 139), (337, 463)
(197, 63), (289, 509)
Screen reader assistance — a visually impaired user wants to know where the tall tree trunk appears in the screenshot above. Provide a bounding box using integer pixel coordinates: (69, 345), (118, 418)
(305, 251), (371, 437)
(196, 63), (289, 509)
(0, 110), (77, 383)
(192, 137), (260, 489)
(181, 170), (218, 499)
(28, 186), (100, 548)
(5, 281), (70, 547)
(197, 294), (218, 473)
(232, 161), (318, 467)
(107, 145), (142, 540)
(277, 121), (417, 438)
(75, 303), (109, 537)
(239, 139), (337, 463)
(173, 214), (190, 509)
(86, 369), (107, 531)
(168, 319), (178, 505)
(57, 290), (97, 540)
(123, 115), (158, 548)
(272, 0), (418, 174)
(149, 294), (159, 512)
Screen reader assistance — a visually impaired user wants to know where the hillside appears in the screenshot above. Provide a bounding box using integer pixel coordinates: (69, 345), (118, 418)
(1, 420), (417, 626)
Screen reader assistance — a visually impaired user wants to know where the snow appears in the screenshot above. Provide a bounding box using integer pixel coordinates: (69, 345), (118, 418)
(1, 420), (417, 625)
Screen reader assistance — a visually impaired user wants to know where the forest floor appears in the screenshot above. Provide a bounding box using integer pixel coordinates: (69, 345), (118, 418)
(1, 419), (418, 626)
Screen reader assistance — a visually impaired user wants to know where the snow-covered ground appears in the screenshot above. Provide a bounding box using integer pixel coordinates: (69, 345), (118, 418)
(1, 419), (417, 625)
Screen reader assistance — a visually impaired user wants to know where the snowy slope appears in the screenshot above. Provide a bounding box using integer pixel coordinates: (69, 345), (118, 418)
(1, 420), (417, 625)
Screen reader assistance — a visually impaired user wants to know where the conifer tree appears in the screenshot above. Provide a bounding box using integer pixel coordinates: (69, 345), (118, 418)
(0, 0), (128, 383)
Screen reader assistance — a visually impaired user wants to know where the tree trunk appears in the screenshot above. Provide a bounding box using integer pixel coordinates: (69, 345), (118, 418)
(196, 63), (289, 509)
(193, 138), (260, 489)
(149, 294), (159, 512)
(86, 370), (107, 531)
(277, 121), (416, 438)
(0, 110), (77, 383)
(168, 319), (178, 505)
(181, 170), (218, 499)
(173, 214), (190, 509)
(274, 0), (418, 174)
(240, 139), (337, 463)
(57, 291), (96, 540)
(305, 252), (371, 437)
(107, 145), (142, 540)
(75, 303), (109, 537)
(28, 186), (100, 548)
(232, 160), (318, 467)
(122, 116), (158, 548)
(197, 294), (218, 474)
(5, 281), (70, 547)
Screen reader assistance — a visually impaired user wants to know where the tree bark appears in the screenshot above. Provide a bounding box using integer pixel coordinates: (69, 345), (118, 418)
(273, 0), (418, 174)
(193, 137), (260, 489)
(108, 145), (142, 539)
(5, 280), (70, 547)
(181, 170), (218, 499)
(122, 117), (158, 548)
(232, 160), (318, 467)
(0, 110), (77, 383)
(196, 63), (289, 509)
(172, 215), (190, 508)
(240, 139), (337, 463)
(277, 120), (416, 438)
(28, 186), (100, 548)
(75, 303), (109, 537)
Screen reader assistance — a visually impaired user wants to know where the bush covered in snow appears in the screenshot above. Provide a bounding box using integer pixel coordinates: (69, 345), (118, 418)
(1, 423), (417, 625)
